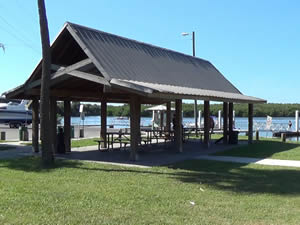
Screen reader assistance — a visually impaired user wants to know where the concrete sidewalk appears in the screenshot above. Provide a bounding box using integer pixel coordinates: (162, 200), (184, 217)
(2, 140), (300, 169)
(0, 142), (34, 159)
(197, 155), (300, 168)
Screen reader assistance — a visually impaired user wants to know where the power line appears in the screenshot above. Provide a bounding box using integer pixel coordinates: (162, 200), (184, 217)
(15, 0), (38, 24)
(0, 24), (40, 55)
(0, 14), (39, 49)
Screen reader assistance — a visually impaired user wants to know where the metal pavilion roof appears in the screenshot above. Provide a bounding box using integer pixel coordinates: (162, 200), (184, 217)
(4, 22), (266, 104)
(68, 22), (241, 94)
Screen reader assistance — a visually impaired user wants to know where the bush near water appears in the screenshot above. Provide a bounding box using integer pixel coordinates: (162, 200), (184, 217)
(56, 102), (300, 118)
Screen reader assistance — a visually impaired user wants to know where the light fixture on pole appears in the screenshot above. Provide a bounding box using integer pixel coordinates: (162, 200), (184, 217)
(181, 31), (198, 136)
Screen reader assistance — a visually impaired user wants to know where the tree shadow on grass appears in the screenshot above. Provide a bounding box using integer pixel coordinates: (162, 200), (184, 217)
(214, 140), (300, 159)
(72, 159), (300, 196)
(168, 159), (300, 195)
(0, 156), (83, 173)
(2, 155), (300, 196)
(0, 144), (15, 151)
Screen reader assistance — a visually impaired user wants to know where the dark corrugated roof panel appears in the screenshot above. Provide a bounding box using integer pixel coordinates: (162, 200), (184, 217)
(67, 22), (241, 94)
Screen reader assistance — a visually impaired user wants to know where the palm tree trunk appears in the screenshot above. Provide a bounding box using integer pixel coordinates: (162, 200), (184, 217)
(37, 0), (54, 166)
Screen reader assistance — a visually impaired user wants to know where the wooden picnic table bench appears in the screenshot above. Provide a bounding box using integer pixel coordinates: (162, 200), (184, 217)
(94, 139), (107, 151)
(95, 129), (131, 151)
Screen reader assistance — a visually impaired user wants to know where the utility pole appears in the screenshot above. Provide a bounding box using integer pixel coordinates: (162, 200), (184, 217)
(192, 31), (198, 137)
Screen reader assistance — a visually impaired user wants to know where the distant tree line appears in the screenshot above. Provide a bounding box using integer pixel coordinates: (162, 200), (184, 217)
(56, 102), (300, 118)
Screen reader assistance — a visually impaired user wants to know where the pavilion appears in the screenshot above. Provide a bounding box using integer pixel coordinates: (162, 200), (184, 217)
(4, 22), (266, 160)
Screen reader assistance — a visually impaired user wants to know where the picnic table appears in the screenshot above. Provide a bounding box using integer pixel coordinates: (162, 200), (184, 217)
(95, 128), (130, 151)
(141, 127), (175, 144)
(95, 128), (176, 151)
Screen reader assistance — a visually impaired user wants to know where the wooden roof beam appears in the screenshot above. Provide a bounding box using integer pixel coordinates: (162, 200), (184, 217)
(25, 58), (109, 90)
(22, 88), (167, 104)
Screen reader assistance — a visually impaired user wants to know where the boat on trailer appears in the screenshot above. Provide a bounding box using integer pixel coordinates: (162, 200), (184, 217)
(0, 100), (32, 128)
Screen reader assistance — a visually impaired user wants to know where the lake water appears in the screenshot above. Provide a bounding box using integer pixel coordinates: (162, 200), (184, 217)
(68, 116), (299, 139)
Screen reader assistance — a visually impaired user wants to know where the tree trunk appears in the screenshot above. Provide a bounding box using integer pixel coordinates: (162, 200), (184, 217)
(37, 0), (53, 166)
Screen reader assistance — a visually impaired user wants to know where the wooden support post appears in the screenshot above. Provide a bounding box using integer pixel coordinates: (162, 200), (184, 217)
(32, 99), (39, 153)
(160, 111), (164, 135)
(204, 101), (210, 147)
(166, 102), (171, 135)
(50, 98), (57, 153)
(101, 100), (107, 148)
(64, 100), (71, 152)
(175, 99), (183, 152)
(130, 96), (141, 161)
(281, 133), (286, 142)
(223, 102), (228, 144)
(229, 103), (233, 133)
(248, 103), (254, 144)
(194, 100), (198, 137)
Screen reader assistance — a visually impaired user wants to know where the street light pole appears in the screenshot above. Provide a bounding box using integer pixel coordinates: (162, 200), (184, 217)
(192, 31), (195, 57)
(181, 31), (198, 136)
(191, 31), (198, 136)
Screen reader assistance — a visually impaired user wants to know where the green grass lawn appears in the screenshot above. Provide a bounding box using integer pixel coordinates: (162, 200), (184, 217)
(1, 157), (300, 225)
(189, 133), (251, 141)
(215, 138), (300, 160)
(71, 138), (99, 148)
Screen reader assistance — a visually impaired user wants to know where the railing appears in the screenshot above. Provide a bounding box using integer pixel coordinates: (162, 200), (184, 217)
(253, 122), (292, 132)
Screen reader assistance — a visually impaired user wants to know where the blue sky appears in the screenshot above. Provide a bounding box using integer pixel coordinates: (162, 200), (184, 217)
(0, 0), (299, 103)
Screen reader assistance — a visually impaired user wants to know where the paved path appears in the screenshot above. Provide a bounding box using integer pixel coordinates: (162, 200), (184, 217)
(60, 140), (233, 167)
(2, 140), (300, 169)
(197, 155), (300, 168)
(0, 142), (34, 159)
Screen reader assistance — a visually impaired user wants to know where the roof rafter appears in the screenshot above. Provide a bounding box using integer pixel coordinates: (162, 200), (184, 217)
(24, 58), (110, 90)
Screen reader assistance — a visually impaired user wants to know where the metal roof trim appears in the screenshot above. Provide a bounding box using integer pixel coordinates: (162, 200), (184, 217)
(2, 84), (25, 99)
(110, 78), (154, 95)
(117, 79), (266, 103)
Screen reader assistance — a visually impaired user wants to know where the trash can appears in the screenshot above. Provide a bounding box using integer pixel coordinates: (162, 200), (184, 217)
(19, 126), (29, 141)
(79, 128), (84, 138)
(23, 127), (29, 141)
(56, 127), (65, 154)
(19, 126), (28, 141)
(19, 127), (24, 141)
(71, 126), (75, 138)
(229, 131), (239, 144)
(0, 131), (6, 141)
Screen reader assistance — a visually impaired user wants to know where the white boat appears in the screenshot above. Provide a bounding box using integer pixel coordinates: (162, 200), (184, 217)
(0, 100), (32, 128)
